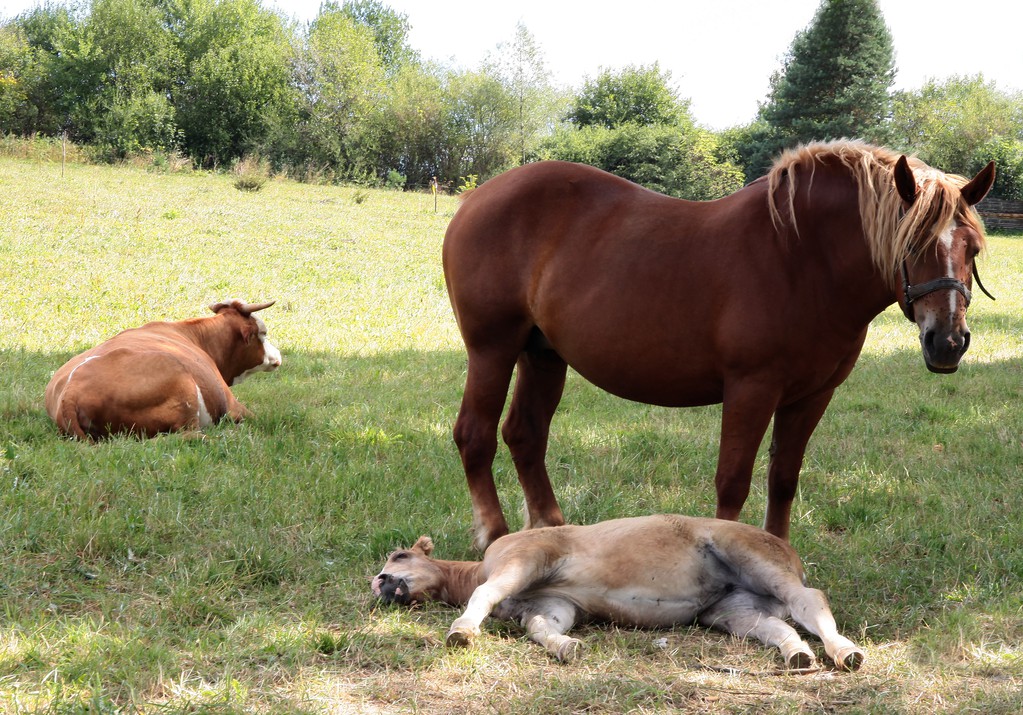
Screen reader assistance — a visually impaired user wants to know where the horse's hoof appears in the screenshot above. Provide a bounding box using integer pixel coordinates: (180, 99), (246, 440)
(834, 647), (865, 671)
(446, 627), (476, 649)
(556, 639), (584, 664)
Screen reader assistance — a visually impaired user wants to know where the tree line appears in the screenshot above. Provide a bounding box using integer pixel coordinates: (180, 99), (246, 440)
(1, 0), (1021, 200)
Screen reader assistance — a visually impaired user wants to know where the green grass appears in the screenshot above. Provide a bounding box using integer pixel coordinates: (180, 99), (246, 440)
(1, 154), (1022, 713)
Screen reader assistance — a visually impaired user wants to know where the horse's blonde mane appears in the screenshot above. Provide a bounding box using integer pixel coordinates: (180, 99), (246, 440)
(767, 140), (985, 288)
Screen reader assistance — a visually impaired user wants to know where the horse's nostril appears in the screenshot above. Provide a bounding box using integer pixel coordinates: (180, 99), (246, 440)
(923, 329), (936, 352)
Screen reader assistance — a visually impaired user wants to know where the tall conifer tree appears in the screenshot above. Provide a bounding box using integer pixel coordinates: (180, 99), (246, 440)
(741, 0), (895, 177)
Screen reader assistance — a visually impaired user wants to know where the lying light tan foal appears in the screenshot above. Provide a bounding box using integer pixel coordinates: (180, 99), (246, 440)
(372, 515), (864, 671)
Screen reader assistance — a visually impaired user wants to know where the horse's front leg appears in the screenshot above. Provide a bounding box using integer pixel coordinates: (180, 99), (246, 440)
(764, 388), (836, 541)
(501, 349), (569, 531)
(714, 385), (779, 524)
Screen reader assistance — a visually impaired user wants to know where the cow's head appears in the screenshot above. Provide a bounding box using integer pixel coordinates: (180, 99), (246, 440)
(371, 536), (443, 606)
(208, 299), (283, 385)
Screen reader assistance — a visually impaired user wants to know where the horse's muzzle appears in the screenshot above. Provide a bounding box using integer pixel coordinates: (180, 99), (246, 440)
(373, 573), (415, 605)
(921, 328), (970, 374)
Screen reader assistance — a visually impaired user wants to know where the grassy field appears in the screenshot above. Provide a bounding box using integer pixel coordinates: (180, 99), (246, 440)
(1, 154), (1021, 714)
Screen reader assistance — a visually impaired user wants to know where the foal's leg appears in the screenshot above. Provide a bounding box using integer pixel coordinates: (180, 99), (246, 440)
(698, 590), (818, 669)
(453, 346), (521, 550)
(515, 597), (582, 663)
(501, 348), (569, 531)
(764, 388), (836, 541)
(446, 558), (540, 647)
(705, 526), (864, 670)
(782, 586), (864, 671)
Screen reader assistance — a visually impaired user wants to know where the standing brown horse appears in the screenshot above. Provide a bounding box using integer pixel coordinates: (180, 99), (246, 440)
(443, 141), (995, 549)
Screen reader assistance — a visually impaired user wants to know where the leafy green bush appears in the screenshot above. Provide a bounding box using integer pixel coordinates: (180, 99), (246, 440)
(977, 137), (1023, 201)
(566, 63), (690, 130)
(537, 123), (744, 200)
(385, 169), (406, 190)
(96, 91), (179, 160)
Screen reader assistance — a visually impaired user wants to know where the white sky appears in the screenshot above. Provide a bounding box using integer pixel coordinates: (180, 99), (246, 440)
(2, 0), (1020, 129)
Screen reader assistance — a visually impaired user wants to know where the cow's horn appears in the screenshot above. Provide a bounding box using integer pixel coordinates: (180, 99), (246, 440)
(238, 300), (275, 315)
(208, 299), (275, 316)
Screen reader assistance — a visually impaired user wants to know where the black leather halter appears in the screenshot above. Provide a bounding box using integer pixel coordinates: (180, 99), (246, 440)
(899, 259), (995, 322)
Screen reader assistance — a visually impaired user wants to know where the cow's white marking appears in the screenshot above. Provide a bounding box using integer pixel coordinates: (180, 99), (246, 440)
(64, 354), (100, 384)
(232, 315), (282, 385)
(261, 333), (282, 369)
(195, 386), (213, 427)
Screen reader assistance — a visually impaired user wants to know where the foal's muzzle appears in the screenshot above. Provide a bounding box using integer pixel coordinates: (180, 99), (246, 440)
(373, 573), (415, 605)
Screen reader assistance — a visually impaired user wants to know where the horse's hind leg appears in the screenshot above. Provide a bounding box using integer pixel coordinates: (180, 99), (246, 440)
(454, 347), (521, 550)
(501, 348), (568, 531)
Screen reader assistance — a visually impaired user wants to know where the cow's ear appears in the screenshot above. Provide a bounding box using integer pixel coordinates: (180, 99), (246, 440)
(209, 301), (230, 315)
(412, 536), (434, 556)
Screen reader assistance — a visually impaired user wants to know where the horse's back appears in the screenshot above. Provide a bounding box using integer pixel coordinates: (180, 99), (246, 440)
(444, 160), (770, 296)
(445, 161), (678, 254)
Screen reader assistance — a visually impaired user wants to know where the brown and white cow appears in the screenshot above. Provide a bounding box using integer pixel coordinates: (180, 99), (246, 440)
(45, 300), (282, 440)
(372, 515), (864, 671)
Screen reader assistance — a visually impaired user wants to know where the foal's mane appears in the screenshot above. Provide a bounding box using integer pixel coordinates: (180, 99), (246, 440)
(767, 140), (985, 288)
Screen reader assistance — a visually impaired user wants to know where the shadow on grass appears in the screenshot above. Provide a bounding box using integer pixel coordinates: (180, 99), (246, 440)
(2, 337), (1022, 620)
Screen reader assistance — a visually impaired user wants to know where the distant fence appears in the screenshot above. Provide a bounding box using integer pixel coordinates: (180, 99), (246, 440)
(978, 198), (1023, 233)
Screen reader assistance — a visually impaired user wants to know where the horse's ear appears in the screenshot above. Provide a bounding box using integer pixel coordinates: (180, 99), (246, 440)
(894, 155), (917, 206)
(412, 536), (434, 556)
(960, 161), (996, 207)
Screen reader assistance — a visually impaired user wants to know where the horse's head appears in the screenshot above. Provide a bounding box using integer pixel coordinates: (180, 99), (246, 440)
(893, 157), (996, 374)
(371, 536), (442, 606)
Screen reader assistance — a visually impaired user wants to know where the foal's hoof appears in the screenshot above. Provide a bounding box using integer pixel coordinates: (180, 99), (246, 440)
(785, 649), (816, 671)
(446, 627), (478, 649)
(555, 638), (584, 664)
(833, 646), (865, 672)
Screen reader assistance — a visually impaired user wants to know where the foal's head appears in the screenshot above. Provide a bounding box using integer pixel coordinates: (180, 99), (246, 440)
(371, 536), (442, 605)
